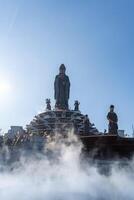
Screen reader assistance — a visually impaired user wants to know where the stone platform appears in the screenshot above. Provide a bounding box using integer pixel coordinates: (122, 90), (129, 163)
(26, 110), (98, 135)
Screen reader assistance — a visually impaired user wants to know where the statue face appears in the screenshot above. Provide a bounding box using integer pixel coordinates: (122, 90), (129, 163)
(59, 64), (66, 75)
(110, 107), (114, 112)
(60, 68), (66, 74)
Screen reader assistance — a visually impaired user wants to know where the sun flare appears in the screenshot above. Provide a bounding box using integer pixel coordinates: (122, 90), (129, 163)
(0, 81), (12, 94)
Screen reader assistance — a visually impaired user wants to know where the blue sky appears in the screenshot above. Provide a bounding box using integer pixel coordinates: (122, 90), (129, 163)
(0, 0), (134, 134)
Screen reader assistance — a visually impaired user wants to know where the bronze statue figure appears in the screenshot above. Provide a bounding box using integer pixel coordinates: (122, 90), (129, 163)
(107, 105), (118, 134)
(54, 64), (70, 110)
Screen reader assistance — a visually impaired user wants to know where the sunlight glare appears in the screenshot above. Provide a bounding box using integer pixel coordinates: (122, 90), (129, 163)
(0, 81), (12, 95)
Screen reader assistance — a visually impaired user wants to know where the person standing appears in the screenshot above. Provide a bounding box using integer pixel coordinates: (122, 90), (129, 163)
(107, 105), (118, 134)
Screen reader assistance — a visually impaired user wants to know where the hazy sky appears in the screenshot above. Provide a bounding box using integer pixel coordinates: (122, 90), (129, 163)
(0, 0), (134, 134)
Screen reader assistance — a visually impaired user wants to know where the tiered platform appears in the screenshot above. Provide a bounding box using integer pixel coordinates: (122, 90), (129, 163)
(26, 110), (98, 135)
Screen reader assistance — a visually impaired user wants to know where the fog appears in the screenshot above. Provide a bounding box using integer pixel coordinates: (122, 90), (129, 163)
(0, 132), (134, 200)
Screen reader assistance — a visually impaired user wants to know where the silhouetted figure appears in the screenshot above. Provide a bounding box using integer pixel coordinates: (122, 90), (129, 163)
(74, 101), (80, 111)
(104, 129), (107, 134)
(54, 64), (70, 110)
(83, 115), (90, 134)
(107, 105), (118, 134)
(46, 99), (51, 110)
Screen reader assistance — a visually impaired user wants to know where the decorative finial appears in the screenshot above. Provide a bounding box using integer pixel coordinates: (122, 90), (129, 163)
(74, 100), (80, 111)
(46, 99), (51, 111)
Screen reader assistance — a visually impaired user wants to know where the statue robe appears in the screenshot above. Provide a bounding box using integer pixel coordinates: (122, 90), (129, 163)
(54, 74), (70, 109)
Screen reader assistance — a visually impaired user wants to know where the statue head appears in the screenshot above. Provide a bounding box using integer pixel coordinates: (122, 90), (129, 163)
(59, 64), (66, 74)
(110, 105), (114, 112)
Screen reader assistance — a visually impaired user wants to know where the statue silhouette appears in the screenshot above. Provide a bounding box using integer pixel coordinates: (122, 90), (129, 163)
(54, 64), (70, 110)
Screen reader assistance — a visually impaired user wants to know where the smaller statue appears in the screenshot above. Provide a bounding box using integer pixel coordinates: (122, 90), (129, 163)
(83, 115), (93, 134)
(83, 115), (90, 133)
(74, 100), (80, 111)
(46, 99), (51, 111)
(107, 105), (118, 134)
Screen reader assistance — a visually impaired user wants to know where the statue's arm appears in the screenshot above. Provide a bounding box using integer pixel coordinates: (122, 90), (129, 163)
(115, 113), (118, 123)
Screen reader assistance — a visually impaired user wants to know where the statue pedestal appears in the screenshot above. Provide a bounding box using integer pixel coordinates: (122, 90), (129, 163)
(27, 109), (98, 136)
